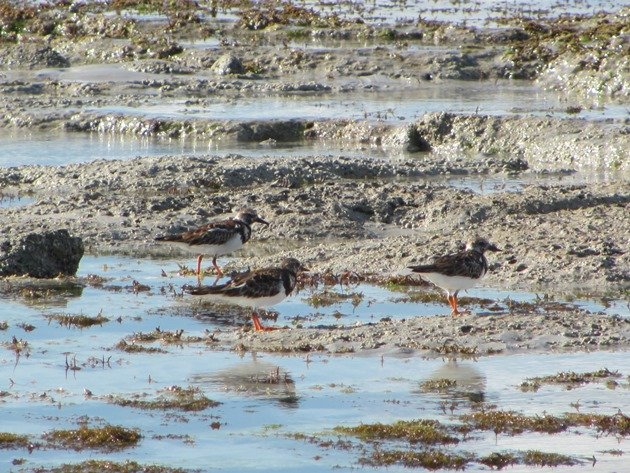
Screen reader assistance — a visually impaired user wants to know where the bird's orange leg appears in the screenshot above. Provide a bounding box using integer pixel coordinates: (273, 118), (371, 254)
(196, 254), (204, 276)
(450, 295), (462, 316)
(251, 312), (279, 332)
(447, 294), (460, 315)
(212, 255), (224, 277)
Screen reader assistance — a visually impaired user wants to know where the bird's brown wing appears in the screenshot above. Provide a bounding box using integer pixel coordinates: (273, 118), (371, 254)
(157, 219), (241, 246)
(186, 268), (284, 298)
(410, 251), (485, 278)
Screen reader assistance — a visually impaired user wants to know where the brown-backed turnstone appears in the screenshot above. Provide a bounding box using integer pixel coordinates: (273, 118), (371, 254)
(409, 237), (500, 315)
(156, 208), (269, 276)
(184, 258), (308, 331)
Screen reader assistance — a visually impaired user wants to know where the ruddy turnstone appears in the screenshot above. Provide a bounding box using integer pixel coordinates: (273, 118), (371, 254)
(155, 208), (269, 277)
(408, 237), (500, 315)
(184, 258), (308, 331)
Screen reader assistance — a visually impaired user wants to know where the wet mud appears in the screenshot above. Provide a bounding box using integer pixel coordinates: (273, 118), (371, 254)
(0, 2), (629, 470)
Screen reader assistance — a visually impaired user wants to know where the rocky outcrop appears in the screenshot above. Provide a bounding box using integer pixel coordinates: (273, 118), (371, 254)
(211, 54), (245, 75)
(2, 44), (70, 69)
(0, 229), (84, 278)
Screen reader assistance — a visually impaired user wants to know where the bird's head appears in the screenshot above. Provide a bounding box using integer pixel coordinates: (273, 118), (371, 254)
(281, 258), (309, 274)
(466, 237), (500, 253)
(234, 208), (269, 226)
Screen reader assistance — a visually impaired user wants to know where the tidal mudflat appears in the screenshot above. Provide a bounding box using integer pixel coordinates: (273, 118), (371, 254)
(1, 0), (628, 471)
(0, 256), (628, 471)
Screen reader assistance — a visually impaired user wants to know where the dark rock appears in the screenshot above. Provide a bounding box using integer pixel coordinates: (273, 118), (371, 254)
(4, 45), (70, 69)
(233, 121), (304, 142)
(211, 54), (245, 75)
(460, 325), (474, 334)
(149, 196), (190, 212)
(0, 230), (84, 278)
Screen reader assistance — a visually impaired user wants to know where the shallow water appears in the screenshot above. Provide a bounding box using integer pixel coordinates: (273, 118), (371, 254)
(1, 128), (411, 168)
(90, 84), (627, 122)
(298, 0), (626, 27)
(133, 0), (626, 28)
(7, 61), (622, 122)
(2, 4), (628, 471)
(3, 128), (627, 204)
(0, 193), (35, 209)
(0, 129), (207, 167)
(0, 255), (628, 472)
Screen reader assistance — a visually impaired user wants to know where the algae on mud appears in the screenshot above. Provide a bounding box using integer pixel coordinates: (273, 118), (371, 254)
(0, 1), (629, 472)
(114, 328), (216, 353)
(334, 419), (459, 445)
(29, 459), (196, 473)
(46, 312), (109, 328)
(42, 424), (141, 451)
(519, 367), (622, 391)
(109, 385), (220, 412)
(0, 432), (30, 449)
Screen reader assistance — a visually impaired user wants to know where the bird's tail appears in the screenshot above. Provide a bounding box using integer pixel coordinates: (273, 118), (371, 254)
(183, 283), (230, 295)
(408, 264), (438, 274)
(155, 235), (178, 242)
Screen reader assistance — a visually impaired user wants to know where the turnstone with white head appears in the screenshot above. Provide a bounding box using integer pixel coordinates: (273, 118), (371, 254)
(408, 237), (500, 315)
(184, 258), (308, 331)
(155, 208), (269, 277)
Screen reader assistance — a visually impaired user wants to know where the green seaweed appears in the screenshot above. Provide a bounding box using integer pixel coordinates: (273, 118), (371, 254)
(115, 340), (167, 353)
(419, 378), (458, 393)
(304, 290), (364, 308)
(115, 328), (209, 353)
(564, 412), (630, 437)
(334, 419), (458, 445)
(520, 368), (621, 391)
(47, 313), (109, 328)
(360, 449), (470, 469)
(522, 450), (577, 467)
(126, 328), (205, 344)
(460, 410), (568, 435)
(43, 425), (141, 451)
(110, 386), (220, 412)
(478, 452), (518, 469)
(0, 432), (30, 449)
(32, 459), (195, 473)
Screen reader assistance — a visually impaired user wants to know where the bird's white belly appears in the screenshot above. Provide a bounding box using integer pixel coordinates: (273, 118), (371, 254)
(162, 234), (243, 256)
(418, 273), (479, 294)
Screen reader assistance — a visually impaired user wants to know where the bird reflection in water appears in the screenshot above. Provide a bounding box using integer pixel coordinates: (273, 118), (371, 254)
(416, 359), (486, 406)
(189, 354), (299, 408)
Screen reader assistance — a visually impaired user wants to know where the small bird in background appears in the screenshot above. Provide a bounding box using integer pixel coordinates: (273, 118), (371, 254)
(184, 258), (308, 331)
(409, 237), (500, 315)
(155, 208), (269, 277)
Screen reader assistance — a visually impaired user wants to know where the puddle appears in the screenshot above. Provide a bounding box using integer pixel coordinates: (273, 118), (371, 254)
(310, 0), (626, 27)
(8, 67), (618, 122)
(0, 192), (34, 208)
(89, 84), (628, 122)
(1, 128), (627, 195)
(0, 128), (405, 167)
(0, 129), (210, 167)
(182, 36), (458, 54)
(422, 171), (630, 194)
(119, 0), (626, 29)
(0, 254), (626, 334)
(0, 255), (628, 471)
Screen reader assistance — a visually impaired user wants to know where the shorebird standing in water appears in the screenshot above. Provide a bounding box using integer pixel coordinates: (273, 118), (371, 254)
(184, 257), (308, 331)
(156, 208), (269, 277)
(409, 237), (500, 315)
